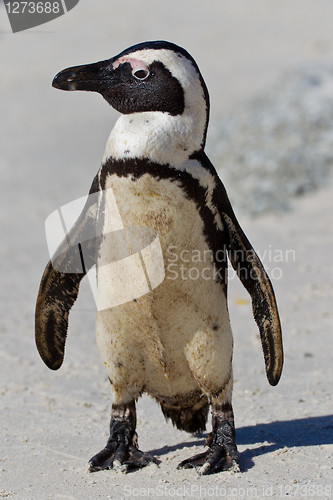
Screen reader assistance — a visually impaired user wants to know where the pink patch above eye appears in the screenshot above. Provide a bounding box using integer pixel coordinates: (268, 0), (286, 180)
(113, 56), (149, 74)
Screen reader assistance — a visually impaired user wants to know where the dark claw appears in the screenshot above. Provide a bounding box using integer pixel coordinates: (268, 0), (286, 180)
(89, 442), (155, 473)
(89, 447), (115, 471)
(177, 411), (240, 475)
(200, 444), (227, 474)
(177, 451), (208, 469)
(177, 444), (240, 475)
(124, 444), (155, 471)
(89, 402), (156, 473)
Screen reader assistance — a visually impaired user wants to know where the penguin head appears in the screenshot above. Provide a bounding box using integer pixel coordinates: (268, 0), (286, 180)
(53, 41), (210, 154)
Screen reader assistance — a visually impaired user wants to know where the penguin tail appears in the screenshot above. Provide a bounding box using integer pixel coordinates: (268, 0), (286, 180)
(160, 400), (209, 434)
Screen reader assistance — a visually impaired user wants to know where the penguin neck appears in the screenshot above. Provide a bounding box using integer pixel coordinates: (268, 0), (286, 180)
(102, 107), (207, 168)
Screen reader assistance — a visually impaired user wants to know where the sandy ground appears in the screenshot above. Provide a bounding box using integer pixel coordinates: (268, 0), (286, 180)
(1, 1), (333, 498)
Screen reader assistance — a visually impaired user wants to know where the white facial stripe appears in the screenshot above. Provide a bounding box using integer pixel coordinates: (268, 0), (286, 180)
(113, 56), (149, 74)
(122, 49), (199, 85)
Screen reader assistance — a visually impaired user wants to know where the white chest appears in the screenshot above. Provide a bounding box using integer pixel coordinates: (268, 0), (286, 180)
(95, 160), (221, 311)
(102, 109), (206, 168)
(100, 159), (220, 244)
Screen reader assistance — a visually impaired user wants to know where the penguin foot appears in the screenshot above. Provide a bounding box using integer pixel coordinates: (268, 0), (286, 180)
(177, 440), (239, 475)
(89, 402), (155, 473)
(178, 403), (240, 475)
(88, 439), (154, 473)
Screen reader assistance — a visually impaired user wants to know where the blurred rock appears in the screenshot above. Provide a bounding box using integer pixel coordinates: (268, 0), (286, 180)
(207, 63), (333, 215)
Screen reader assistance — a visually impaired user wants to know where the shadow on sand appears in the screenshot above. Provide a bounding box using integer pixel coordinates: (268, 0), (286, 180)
(149, 415), (333, 471)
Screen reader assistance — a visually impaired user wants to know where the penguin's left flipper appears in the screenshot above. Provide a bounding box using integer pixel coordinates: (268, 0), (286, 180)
(214, 172), (283, 386)
(35, 175), (100, 370)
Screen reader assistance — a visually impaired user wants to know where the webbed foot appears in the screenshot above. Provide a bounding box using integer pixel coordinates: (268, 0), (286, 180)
(89, 402), (155, 473)
(177, 403), (240, 475)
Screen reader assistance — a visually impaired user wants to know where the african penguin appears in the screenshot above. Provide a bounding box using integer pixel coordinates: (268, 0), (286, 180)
(35, 40), (283, 475)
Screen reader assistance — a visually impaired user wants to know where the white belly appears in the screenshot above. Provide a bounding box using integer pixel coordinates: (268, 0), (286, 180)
(95, 169), (233, 405)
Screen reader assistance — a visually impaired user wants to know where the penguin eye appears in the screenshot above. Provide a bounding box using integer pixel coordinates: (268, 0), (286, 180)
(132, 68), (150, 80)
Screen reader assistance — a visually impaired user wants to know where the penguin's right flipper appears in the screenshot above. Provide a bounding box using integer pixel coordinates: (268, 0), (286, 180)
(35, 175), (100, 370)
(200, 153), (283, 385)
(221, 206), (283, 386)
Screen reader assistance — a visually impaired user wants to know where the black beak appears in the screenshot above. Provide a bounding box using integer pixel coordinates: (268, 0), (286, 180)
(52, 59), (113, 92)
